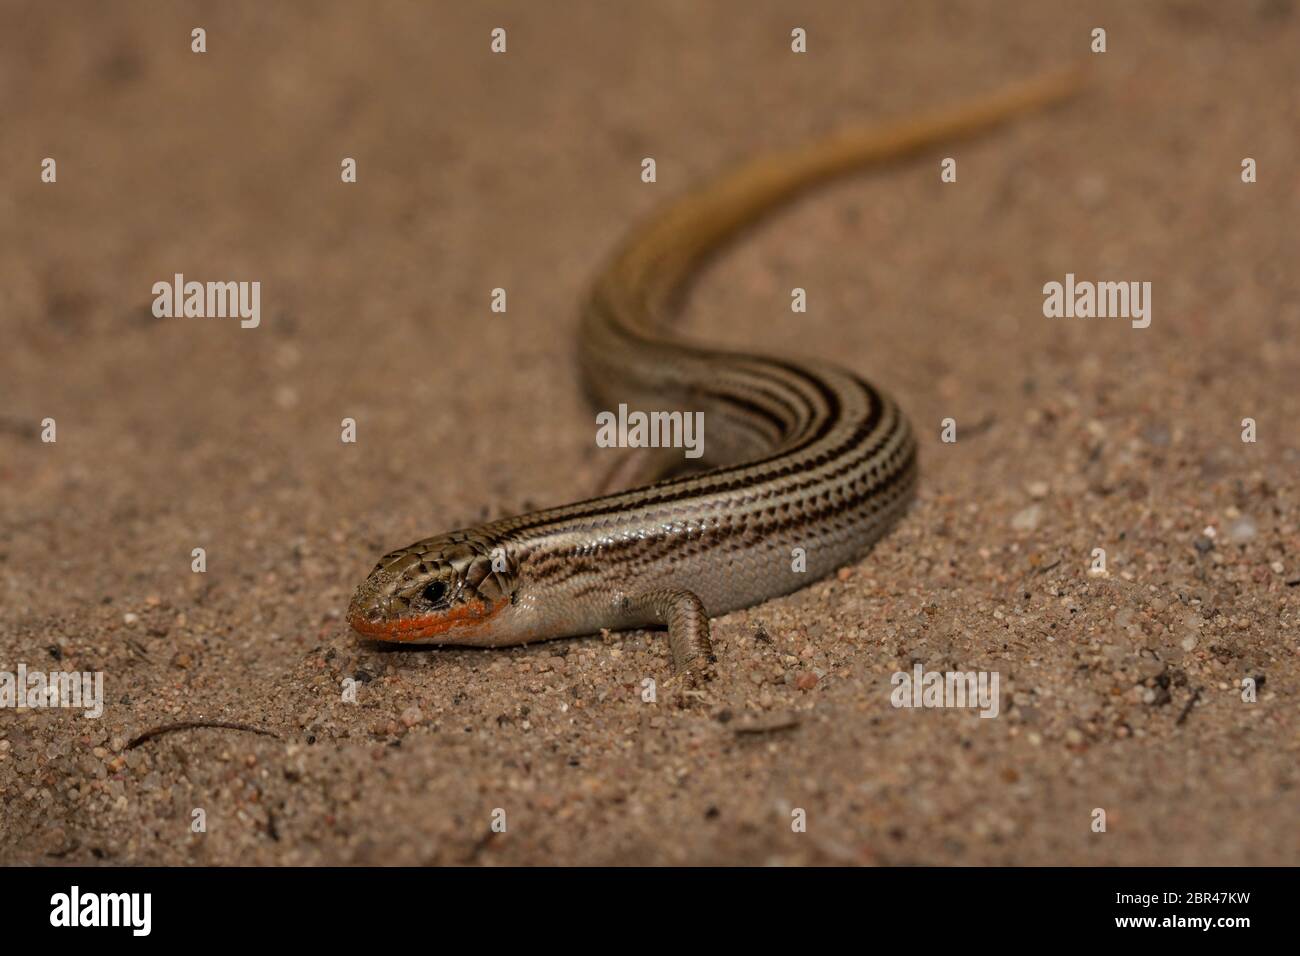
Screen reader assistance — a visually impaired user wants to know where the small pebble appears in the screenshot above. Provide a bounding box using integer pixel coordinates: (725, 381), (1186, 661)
(1228, 517), (1257, 544)
(1011, 505), (1042, 532)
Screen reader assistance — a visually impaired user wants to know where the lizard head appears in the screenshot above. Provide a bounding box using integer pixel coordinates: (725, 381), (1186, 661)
(347, 531), (515, 644)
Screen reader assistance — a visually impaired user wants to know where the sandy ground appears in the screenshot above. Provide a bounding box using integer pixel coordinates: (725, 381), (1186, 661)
(2, 1), (1298, 866)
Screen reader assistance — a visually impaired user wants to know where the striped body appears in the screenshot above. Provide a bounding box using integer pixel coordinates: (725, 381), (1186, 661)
(346, 70), (1081, 671)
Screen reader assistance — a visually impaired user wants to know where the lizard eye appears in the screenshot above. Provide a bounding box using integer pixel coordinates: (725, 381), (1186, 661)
(421, 581), (449, 607)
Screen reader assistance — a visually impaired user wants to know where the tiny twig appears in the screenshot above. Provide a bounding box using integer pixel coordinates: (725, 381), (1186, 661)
(126, 719), (281, 749)
(1175, 687), (1202, 726)
(731, 711), (802, 735)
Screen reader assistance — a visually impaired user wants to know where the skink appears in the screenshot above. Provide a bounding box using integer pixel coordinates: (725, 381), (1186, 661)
(347, 70), (1081, 681)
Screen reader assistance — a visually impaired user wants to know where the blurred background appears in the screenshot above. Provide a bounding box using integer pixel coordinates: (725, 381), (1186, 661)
(1, 1), (1297, 864)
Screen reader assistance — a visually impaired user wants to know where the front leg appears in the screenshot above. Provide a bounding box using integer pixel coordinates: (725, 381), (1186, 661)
(620, 587), (716, 679)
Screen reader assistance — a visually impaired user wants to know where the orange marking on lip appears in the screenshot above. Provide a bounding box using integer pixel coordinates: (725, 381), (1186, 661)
(349, 598), (506, 643)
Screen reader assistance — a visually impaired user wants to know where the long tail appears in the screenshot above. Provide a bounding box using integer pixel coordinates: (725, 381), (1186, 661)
(596, 66), (1086, 324)
(579, 67), (1085, 477)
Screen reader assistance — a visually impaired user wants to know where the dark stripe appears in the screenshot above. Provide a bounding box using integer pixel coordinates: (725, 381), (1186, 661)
(524, 410), (914, 589)
(542, 439), (917, 598)
(504, 352), (870, 537)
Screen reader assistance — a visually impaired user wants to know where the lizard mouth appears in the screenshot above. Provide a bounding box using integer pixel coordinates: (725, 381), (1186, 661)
(347, 598), (507, 643)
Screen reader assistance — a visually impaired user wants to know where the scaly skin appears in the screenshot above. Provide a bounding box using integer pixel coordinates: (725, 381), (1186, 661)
(347, 69), (1083, 681)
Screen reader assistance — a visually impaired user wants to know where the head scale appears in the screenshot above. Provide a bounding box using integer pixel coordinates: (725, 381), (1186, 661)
(347, 531), (516, 643)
